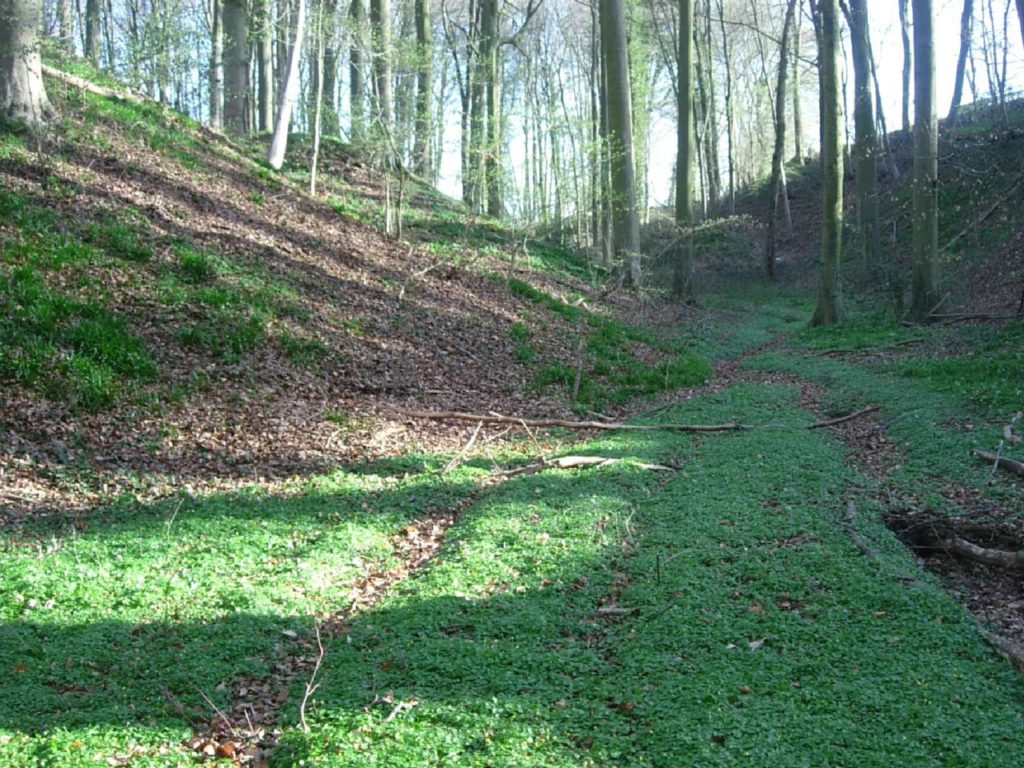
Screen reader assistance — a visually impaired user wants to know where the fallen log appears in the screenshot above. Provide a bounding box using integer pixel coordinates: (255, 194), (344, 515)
(807, 405), (881, 429)
(42, 64), (146, 104)
(971, 449), (1024, 478)
(394, 408), (748, 433)
(946, 536), (1024, 569)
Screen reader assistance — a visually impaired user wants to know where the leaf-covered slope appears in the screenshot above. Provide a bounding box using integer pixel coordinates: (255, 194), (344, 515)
(0, 62), (708, 514)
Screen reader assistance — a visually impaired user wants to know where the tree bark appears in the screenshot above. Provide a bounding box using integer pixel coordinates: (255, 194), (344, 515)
(765, 0), (796, 283)
(792, 5), (803, 164)
(1017, 0), (1024, 49)
(907, 0), (939, 322)
(673, 0), (694, 298)
(948, 0), (974, 125)
(413, 0), (433, 178)
(255, 0), (274, 132)
(811, 0), (844, 326)
(369, 0), (393, 139)
(267, 0), (305, 169)
(320, 0), (340, 137)
(716, 0), (735, 213)
(848, 0), (879, 275)
(601, 0), (641, 286)
(209, 0), (224, 129)
(349, 0), (366, 141)
(222, 0), (249, 135)
(0, 0), (53, 127)
(898, 0), (912, 133)
(84, 0), (100, 65)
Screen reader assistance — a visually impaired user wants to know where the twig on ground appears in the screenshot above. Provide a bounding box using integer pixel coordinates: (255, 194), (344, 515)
(196, 686), (237, 737)
(384, 698), (420, 723)
(972, 449), (1024, 478)
(442, 422), (483, 474)
(394, 408), (747, 433)
(299, 623), (326, 733)
(807, 405), (881, 429)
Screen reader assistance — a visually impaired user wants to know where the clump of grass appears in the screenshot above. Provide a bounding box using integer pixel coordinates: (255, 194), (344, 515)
(509, 322), (536, 363)
(179, 307), (268, 363)
(174, 245), (219, 284)
(83, 213), (152, 262)
(278, 331), (328, 367)
(0, 266), (155, 409)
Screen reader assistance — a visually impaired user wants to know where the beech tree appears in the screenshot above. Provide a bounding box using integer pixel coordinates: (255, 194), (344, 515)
(898, 0), (911, 133)
(673, 0), (694, 298)
(765, 0), (797, 282)
(0, 0), (54, 127)
(267, 0), (306, 169)
(811, 0), (843, 326)
(847, 0), (879, 274)
(222, 0), (248, 134)
(907, 0), (939, 322)
(947, 0), (973, 125)
(600, 0), (640, 286)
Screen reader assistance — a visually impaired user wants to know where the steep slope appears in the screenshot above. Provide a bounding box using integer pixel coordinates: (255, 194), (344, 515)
(0, 64), (708, 515)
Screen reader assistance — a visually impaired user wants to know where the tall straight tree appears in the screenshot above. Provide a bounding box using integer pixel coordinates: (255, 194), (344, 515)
(267, 0), (306, 168)
(222, 0), (249, 135)
(413, 0), (432, 177)
(369, 0), (393, 137)
(848, 0), (879, 273)
(85, 0), (101, 65)
(255, 0), (274, 132)
(600, 0), (640, 286)
(898, 0), (911, 132)
(1017, 0), (1024, 47)
(907, 0), (939, 322)
(765, 0), (797, 282)
(209, 0), (224, 129)
(947, 0), (973, 124)
(811, 0), (843, 326)
(0, 0), (53, 126)
(673, 0), (694, 297)
(349, 0), (366, 141)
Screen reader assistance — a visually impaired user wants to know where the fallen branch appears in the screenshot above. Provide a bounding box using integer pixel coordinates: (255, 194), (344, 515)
(501, 455), (673, 478)
(42, 64), (146, 103)
(393, 408), (747, 433)
(807, 405), (881, 429)
(441, 421), (483, 474)
(299, 623), (326, 733)
(813, 339), (924, 357)
(972, 449), (1024, 478)
(946, 536), (1024, 569)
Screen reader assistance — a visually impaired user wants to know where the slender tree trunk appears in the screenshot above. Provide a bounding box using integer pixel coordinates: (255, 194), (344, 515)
(349, 0), (366, 141)
(255, 0), (274, 131)
(310, 4), (325, 194)
(0, 0), (53, 127)
(765, 0), (796, 282)
(898, 0), (912, 133)
(674, 0), (694, 297)
(223, 0), (249, 135)
(716, 0), (735, 213)
(811, 0), (844, 326)
(267, 0), (305, 169)
(209, 0), (224, 128)
(1016, 0), (1024, 49)
(601, 0), (640, 285)
(792, 5), (803, 164)
(321, 0), (339, 137)
(907, 0), (939, 322)
(948, 0), (974, 124)
(849, 0), (879, 274)
(57, 0), (72, 50)
(413, 0), (432, 177)
(482, 0), (501, 217)
(370, 0), (393, 140)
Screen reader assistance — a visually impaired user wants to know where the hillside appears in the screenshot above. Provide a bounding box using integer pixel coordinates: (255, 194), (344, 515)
(0, 64), (707, 516)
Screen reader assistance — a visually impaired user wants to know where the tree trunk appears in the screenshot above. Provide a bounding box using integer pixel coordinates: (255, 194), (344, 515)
(907, 0), (940, 322)
(85, 0), (100, 65)
(601, 0), (640, 286)
(222, 0), (249, 135)
(267, 0), (305, 169)
(369, 0), (393, 138)
(209, 0), (224, 129)
(1017, 0), (1024, 49)
(320, 0), (340, 137)
(792, 5), (803, 164)
(811, 0), (844, 326)
(481, 0), (501, 217)
(716, 0), (735, 213)
(765, 0), (796, 283)
(948, 0), (974, 125)
(56, 0), (72, 50)
(255, 0), (273, 132)
(349, 0), (366, 141)
(898, 0), (912, 133)
(310, 3), (325, 194)
(413, 0), (432, 177)
(849, 0), (879, 274)
(0, 0), (53, 127)
(674, 0), (694, 298)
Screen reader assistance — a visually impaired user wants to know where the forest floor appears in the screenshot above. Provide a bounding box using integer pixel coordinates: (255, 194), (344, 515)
(3, 62), (1024, 767)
